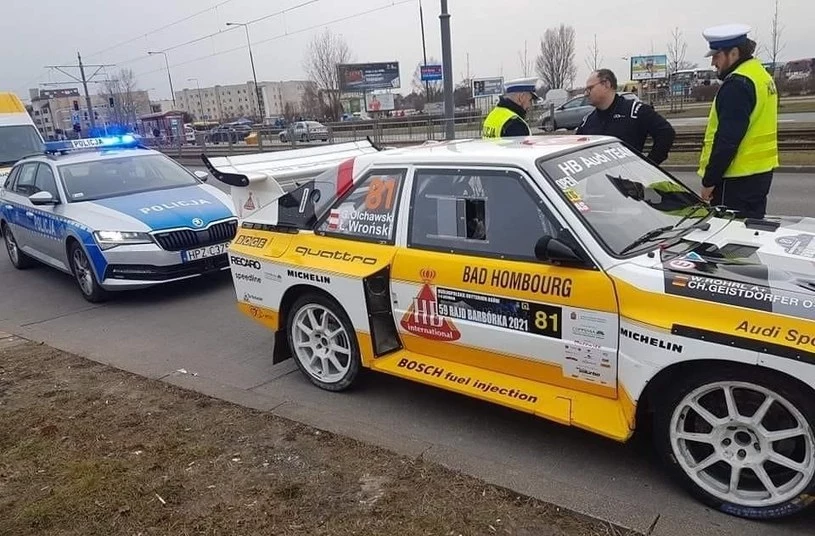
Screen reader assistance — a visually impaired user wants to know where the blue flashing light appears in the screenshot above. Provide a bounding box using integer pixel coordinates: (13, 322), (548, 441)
(44, 135), (141, 154)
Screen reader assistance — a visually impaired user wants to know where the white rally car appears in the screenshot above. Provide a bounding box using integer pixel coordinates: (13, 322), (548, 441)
(207, 136), (815, 520)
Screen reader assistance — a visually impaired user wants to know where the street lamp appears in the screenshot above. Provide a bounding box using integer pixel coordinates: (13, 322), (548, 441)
(188, 77), (204, 120)
(226, 21), (262, 121)
(148, 51), (176, 107)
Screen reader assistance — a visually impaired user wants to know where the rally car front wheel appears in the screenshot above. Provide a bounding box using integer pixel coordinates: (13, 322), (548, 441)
(655, 367), (815, 519)
(286, 293), (361, 392)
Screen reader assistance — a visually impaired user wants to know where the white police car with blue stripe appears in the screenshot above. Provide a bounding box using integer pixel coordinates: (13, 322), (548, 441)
(0, 135), (237, 301)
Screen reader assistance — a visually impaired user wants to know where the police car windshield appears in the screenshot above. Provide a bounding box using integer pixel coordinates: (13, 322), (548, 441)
(58, 154), (199, 202)
(0, 125), (45, 166)
(537, 141), (709, 256)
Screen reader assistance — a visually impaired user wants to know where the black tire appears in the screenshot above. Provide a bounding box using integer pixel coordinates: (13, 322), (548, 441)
(285, 292), (361, 392)
(653, 365), (815, 520)
(2, 223), (34, 269)
(541, 118), (554, 132)
(68, 241), (109, 303)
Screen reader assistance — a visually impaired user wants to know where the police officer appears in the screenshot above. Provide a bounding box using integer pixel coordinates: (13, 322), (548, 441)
(698, 24), (778, 219)
(576, 69), (676, 165)
(482, 77), (541, 138)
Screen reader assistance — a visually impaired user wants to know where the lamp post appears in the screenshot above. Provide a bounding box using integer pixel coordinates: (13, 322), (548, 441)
(226, 22), (263, 121)
(188, 77), (204, 120)
(148, 51), (176, 107)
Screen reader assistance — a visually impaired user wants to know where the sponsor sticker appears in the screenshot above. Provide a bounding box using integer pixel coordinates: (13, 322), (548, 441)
(400, 270), (461, 341)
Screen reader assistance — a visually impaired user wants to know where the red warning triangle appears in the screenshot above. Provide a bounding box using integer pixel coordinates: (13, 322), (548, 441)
(400, 283), (461, 341)
(244, 192), (256, 210)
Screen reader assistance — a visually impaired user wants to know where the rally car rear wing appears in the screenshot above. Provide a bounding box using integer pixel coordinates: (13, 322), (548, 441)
(201, 139), (382, 220)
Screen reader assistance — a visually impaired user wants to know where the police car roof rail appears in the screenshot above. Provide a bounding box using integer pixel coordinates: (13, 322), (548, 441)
(43, 135), (143, 155)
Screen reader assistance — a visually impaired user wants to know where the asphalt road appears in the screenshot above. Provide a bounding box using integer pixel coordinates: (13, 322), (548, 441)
(667, 111), (815, 128)
(1, 172), (813, 536)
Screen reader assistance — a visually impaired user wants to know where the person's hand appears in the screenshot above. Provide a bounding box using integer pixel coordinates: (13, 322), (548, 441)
(700, 185), (715, 203)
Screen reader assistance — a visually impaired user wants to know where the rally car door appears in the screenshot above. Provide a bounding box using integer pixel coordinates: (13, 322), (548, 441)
(390, 166), (620, 399)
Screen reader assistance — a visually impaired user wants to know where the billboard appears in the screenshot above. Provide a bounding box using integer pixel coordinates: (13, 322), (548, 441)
(420, 64), (443, 81)
(365, 92), (395, 112)
(41, 88), (80, 99)
(472, 77), (504, 97)
(338, 62), (400, 91)
(630, 55), (669, 80)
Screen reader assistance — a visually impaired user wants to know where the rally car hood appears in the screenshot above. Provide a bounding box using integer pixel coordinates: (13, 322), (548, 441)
(638, 215), (815, 320)
(86, 184), (234, 231)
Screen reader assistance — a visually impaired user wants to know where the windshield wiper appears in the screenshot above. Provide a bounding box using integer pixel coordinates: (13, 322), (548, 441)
(671, 202), (712, 230)
(619, 225), (677, 256)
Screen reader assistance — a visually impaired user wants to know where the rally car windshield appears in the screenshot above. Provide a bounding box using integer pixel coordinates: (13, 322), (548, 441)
(58, 154), (199, 202)
(537, 141), (710, 257)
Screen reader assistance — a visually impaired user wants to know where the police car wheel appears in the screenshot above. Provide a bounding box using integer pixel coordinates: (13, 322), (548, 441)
(286, 293), (361, 392)
(69, 242), (109, 303)
(654, 366), (815, 519)
(2, 224), (34, 269)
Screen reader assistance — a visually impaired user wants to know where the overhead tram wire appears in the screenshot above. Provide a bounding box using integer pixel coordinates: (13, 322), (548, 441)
(132, 0), (414, 78)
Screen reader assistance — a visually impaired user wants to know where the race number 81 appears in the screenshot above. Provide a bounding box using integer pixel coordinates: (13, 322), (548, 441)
(528, 303), (562, 338)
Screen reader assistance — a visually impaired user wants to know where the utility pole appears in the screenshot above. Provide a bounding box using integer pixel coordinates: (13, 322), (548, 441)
(45, 52), (112, 132)
(148, 51), (176, 107)
(227, 22), (264, 121)
(439, 0), (455, 139)
(419, 0), (431, 101)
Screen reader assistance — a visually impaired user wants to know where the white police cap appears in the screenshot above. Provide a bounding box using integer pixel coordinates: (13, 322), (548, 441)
(504, 77), (542, 99)
(703, 23), (752, 57)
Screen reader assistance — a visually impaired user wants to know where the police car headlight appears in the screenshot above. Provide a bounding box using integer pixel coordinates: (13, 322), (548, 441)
(94, 231), (153, 249)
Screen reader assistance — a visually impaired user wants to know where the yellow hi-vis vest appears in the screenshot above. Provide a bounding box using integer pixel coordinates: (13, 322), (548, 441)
(698, 58), (779, 178)
(482, 105), (528, 138)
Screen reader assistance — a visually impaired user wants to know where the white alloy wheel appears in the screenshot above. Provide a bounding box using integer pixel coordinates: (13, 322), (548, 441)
(669, 380), (815, 509)
(287, 296), (360, 391)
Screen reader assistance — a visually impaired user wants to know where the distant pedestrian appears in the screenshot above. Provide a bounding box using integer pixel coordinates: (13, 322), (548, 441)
(697, 23), (778, 219)
(576, 69), (676, 166)
(481, 77), (541, 138)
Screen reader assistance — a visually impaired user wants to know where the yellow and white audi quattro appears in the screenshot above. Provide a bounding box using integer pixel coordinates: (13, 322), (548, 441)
(206, 137), (815, 520)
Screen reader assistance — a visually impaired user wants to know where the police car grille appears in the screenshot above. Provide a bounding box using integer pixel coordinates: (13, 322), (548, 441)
(154, 220), (238, 251)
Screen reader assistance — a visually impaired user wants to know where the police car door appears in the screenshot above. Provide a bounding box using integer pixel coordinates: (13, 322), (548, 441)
(28, 162), (65, 263)
(2, 162), (40, 252)
(390, 166), (619, 400)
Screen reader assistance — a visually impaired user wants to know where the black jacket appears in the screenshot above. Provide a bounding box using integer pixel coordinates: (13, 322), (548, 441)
(493, 97), (531, 137)
(576, 95), (676, 165)
(700, 57), (758, 188)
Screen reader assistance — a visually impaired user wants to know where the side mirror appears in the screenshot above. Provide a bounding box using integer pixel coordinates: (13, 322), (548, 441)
(194, 170), (208, 182)
(534, 236), (585, 265)
(29, 191), (58, 206)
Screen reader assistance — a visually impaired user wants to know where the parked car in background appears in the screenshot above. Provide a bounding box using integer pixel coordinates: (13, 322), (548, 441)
(279, 121), (329, 143)
(207, 124), (252, 144)
(540, 92), (639, 132)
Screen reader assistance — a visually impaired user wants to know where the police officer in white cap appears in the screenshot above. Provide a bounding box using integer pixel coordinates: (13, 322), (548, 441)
(482, 77), (541, 138)
(697, 23), (778, 219)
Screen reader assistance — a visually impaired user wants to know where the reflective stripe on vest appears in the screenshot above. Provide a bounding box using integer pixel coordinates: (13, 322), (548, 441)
(698, 58), (779, 178)
(482, 105), (528, 138)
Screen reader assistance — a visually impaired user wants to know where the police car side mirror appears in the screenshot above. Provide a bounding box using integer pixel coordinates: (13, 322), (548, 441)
(29, 191), (58, 206)
(194, 170), (209, 182)
(535, 236), (584, 265)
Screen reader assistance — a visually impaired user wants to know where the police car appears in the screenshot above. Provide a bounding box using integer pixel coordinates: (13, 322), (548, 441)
(0, 136), (237, 301)
(207, 137), (815, 520)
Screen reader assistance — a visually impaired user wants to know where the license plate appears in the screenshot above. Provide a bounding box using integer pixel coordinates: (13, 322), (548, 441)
(181, 242), (229, 263)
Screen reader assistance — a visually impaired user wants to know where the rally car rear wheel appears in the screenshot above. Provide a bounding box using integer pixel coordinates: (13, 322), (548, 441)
(286, 293), (361, 392)
(69, 242), (109, 303)
(655, 368), (815, 519)
(2, 224), (34, 269)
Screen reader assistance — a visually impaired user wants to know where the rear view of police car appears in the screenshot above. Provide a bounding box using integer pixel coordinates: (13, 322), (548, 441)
(0, 136), (237, 302)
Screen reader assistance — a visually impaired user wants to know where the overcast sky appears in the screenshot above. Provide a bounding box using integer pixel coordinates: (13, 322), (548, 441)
(5, 0), (812, 102)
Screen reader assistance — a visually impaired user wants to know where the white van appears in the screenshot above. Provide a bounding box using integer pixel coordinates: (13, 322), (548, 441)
(0, 92), (45, 180)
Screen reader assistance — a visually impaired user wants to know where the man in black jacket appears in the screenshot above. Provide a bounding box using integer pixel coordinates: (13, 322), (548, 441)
(576, 69), (676, 165)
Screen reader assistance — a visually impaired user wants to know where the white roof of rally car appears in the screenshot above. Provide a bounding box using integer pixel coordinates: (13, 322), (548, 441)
(356, 135), (617, 167)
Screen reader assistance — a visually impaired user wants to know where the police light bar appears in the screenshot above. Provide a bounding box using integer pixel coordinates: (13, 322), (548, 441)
(44, 135), (139, 154)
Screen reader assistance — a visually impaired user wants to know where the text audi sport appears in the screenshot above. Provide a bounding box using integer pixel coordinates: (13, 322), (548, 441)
(0, 137), (237, 301)
(208, 137), (815, 520)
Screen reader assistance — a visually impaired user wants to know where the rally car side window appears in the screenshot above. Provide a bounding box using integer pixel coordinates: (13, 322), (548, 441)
(407, 168), (560, 262)
(315, 168), (407, 245)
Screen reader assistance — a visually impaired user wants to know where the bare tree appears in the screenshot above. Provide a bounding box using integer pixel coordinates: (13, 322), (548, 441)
(768, 0), (786, 77)
(518, 40), (533, 77)
(99, 68), (141, 131)
(303, 28), (352, 121)
(535, 24), (578, 90)
(299, 82), (325, 119)
(667, 27), (697, 74)
(584, 34), (603, 73)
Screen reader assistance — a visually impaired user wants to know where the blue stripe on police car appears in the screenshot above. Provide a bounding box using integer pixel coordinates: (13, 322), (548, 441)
(90, 185), (233, 231)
